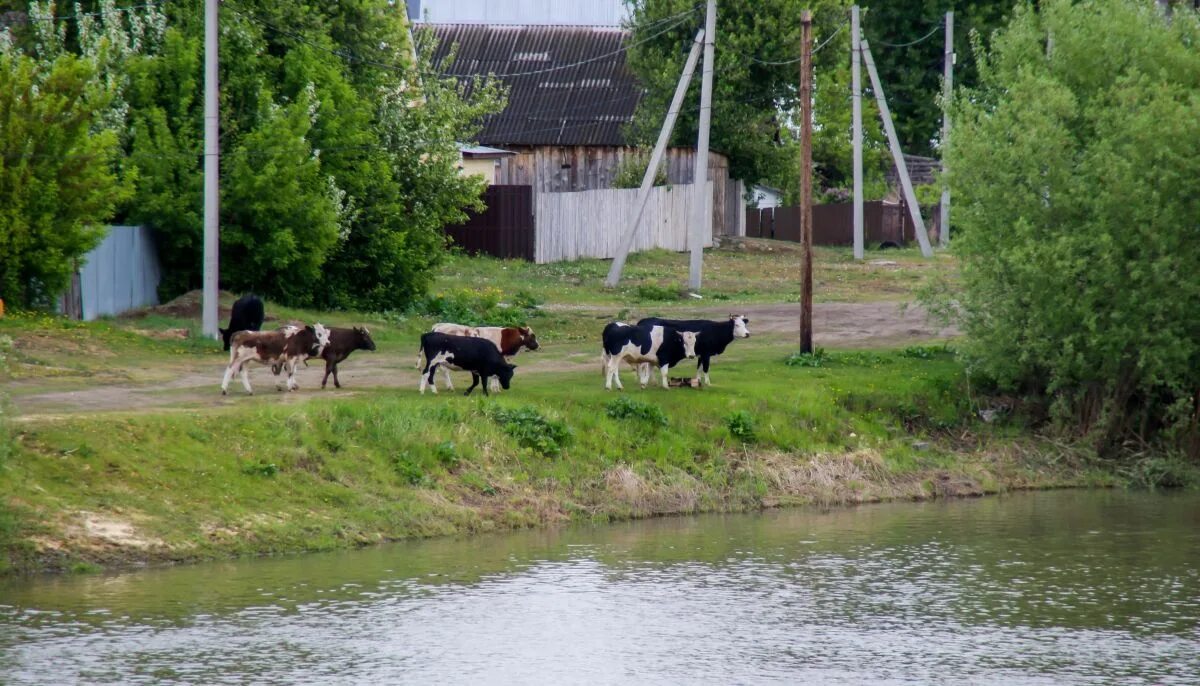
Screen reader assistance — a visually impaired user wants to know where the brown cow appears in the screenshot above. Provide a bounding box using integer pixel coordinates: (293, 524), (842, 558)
(221, 324), (330, 395)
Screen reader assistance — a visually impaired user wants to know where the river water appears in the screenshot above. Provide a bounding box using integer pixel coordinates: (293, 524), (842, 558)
(1, 490), (1198, 685)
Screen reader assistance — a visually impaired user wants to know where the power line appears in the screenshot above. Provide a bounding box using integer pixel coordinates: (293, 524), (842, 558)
(872, 26), (941, 49)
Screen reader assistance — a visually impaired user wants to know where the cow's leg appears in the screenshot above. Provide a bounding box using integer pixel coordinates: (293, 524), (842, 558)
(605, 357), (623, 391)
(441, 365), (455, 391)
(332, 362), (341, 389)
(702, 357), (712, 386)
(240, 361), (253, 395)
(286, 360), (300, 391)
(660, 364), (670, 390)
(221, 362), (236, 395)
(465, 373), (480, 396)
(481, 374), (491, 397)
(420, 363), (436, 394)
(321, 359), (333, 389)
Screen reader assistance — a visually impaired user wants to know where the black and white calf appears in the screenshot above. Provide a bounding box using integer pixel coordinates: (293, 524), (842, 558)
(635, 315), (750, 386)
(601, 322), (698, 390)
(417, 332), (516, 396)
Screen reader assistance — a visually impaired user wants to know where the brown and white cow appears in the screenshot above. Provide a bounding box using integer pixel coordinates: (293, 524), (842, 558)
(421, 323), (539, 391)
(221, 324), (330, 395)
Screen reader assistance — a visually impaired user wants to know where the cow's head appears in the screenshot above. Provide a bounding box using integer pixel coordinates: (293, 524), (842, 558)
(731, 314), (751, 339)
(219, 327), (233, 351)
(520, 326), (539, 351)
(354, 326), (377, 351)
(497, 362), (516, 390)
(680, 331), (699, 359)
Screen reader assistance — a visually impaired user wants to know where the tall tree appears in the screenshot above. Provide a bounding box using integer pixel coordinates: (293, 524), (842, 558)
(625, 0), (890, 200)
(861, 0), (1012, 156)
(940, 0), (1200, 456)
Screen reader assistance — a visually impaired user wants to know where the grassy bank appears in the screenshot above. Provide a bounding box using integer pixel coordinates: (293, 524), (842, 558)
(0, 344), (1113, 576)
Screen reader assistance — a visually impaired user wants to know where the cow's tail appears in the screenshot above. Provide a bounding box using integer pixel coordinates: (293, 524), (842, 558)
(415, 345), (425, 370)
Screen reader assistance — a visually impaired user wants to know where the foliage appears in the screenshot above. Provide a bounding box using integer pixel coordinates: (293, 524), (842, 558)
(725, 410), (757, 443)
(937, 0), (1200, 455)
(0, 49), (127, 308)
(861, 0), (1013, 156)
(785, 348), (828, 368)
(490, 406), (571, 457)
(1119, 453), (1200, 491)
(241, 460), (280, 478)
(415, 286), (540, 327)
(605, 396), (669, 426)
(3, 2), (505, 310)
(624, 0), (889, 197)
(612, 151), (669, 189)
(633, 284), (681, 302)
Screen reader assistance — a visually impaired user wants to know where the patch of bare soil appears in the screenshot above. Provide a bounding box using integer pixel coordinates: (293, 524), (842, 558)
(121, 290), (280, 322)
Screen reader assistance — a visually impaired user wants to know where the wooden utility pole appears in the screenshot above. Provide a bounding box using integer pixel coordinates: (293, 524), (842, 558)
(851, 6), (864, 260)
(861, 39), (933, 257)
(688, 0), (716, 291)
(939, 10), (953, 248)
(606, 30), (705, 287)
(202, 0), (219, 338)
(799, 9), (814, 354)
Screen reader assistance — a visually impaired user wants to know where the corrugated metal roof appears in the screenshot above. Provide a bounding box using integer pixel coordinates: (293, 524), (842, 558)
(411, 0), (628, 26)
(430, 24), (644, 147)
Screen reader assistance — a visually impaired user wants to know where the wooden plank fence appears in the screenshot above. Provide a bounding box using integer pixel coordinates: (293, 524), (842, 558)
(534, 182), (713, 263)
(746, 200), (928, 247)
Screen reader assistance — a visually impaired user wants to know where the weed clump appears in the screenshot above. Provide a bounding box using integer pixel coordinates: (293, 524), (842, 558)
(725, 410), (757, 443)
(605, 397), (668, 427)
(490, 406), (571, 456)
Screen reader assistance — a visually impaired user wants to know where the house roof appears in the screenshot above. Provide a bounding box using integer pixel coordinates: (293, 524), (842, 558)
(886, 154), (940, 188)
(429, 24), (644, 147)
(459, 144), (517, 158)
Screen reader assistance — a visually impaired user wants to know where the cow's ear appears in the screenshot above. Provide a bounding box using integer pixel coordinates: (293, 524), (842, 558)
(219, 327), (227, 336)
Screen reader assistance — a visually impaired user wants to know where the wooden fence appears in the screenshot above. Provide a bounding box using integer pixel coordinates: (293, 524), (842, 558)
(534, 182), (713, 264)
(745, 200), (921, 247)
(443, 185), (535, 260)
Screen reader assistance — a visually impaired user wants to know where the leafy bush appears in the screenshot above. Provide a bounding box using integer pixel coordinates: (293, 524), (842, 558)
(935, 0), (1200, 456)
(634, 284), (681, 302)
(241, 460), (279, 478)
(725, 411), (757, 443)
(417, 287), (539, 327)
(785, 348), (828, 368)
(612, 151), (668, 189)
(490, 406), (571, 457)
(391, 452), (427, 486)
(605, 397), (668, 426)
(900, 345), (953, 360)
(1121, 454), (1200, 491)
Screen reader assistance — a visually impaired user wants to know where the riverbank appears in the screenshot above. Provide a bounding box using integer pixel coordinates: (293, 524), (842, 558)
(0, 342), (1115, 577)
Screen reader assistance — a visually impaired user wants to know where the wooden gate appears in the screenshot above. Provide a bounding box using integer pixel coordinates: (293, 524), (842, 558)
(444, 185), (535, 261)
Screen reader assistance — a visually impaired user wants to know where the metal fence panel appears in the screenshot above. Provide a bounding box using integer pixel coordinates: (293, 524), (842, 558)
(444, 186), (536, 261)
(78, 225), (162, 320)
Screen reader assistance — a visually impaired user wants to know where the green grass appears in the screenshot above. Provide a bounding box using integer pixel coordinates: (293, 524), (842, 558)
(0, 346), (1114, 575)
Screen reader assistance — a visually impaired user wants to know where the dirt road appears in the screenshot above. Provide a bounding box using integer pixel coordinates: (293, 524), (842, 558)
(10, 302), (953, 419)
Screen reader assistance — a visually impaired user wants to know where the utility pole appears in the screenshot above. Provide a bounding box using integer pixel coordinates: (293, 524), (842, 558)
(939, 10), (952, 248)
(799, 9), (814, 354)
(606, 30), (704, 287)
(202, 0), (219, 338)
(688, 0), (716, 292)
(851, 6), (864, 260)
(861, 39), (933, 257)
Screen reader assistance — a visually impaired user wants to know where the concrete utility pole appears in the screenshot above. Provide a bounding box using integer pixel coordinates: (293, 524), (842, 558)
(606, 30), (704, 287)
(688, 0), (716, 291)
(799, 10), (814, 354)
(851, 6), (864, 260)
(202, 0), (220, 338)
(939, 10), (953, 248)
(861, 39), (933, 257)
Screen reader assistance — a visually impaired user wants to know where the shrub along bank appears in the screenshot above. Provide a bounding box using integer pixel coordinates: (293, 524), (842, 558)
(0, 347), (1117, 576)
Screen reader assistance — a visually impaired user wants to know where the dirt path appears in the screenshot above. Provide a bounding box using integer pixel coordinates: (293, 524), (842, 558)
(11, 302), (952, 419)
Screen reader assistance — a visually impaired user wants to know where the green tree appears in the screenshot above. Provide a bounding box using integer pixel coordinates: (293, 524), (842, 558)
(861, 0), (1012, 157)
(940, 0), (1200, 455)
(624, 0), (889, 199)
(0, 50), (127, 308)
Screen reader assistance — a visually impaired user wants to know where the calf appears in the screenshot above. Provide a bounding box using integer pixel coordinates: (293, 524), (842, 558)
(417, 332), (515, 396)
(315, 326), (376, 389)
(221, 324), (330, 395)
(219, 294), (265, 351)
(422, 323), (539, 391)
(636, 315), (750, 386)
(601, 322), (697, 391)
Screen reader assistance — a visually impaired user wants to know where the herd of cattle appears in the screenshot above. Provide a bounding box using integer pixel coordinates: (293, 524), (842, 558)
(217, 294), (751, 396)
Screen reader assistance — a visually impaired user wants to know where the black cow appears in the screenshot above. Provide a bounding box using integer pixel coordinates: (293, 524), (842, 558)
(601, 322), (698, 390)
(220, 294), (265, 351)
(417, 332), (515, 396)
(636, 315), (750, 386)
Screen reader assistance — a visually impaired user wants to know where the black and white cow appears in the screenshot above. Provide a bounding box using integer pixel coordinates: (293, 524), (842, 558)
(417, 332), (516, 396)
(636, 315), (751, 386)
(219, 294), (265, 351)
(601, 322), (698, 391)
